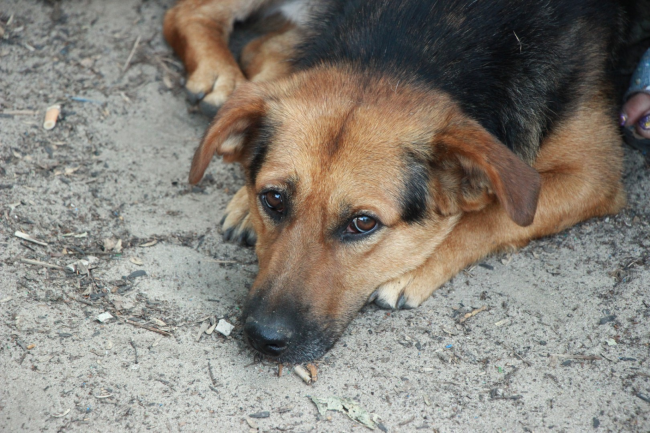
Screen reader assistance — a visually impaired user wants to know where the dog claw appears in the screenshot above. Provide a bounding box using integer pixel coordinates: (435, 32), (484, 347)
(220, 187), (256, 246)
(240, 230), (257, 247)
(186, 88), (205, 105)
(373, 291), (416, 310)
(223, 226), (256, 246)
(397, 294), (407, 309)
(199, 99), (220, 118)
(374, 297), (394, 310)
(398, 294), (415, 309)
(223, 226), (235, 242)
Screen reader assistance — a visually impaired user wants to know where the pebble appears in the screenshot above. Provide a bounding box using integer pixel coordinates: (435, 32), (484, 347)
(598, 315), (616, 325)
(215, 319), (234, 336)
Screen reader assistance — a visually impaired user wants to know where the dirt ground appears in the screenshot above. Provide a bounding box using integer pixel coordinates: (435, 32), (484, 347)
(1, 1), (649, 432)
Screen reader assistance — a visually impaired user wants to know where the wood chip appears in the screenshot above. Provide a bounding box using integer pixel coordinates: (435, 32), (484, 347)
(150, 318), (167, 327)
(245, 417), (258, 429)
(140, 240), (158, 247)
(205, 320), (217, 335)
(51, 409), (70, 418)
(494, 318), (510, 327)
(130, 257), (144, 266)
(306, 363), (318, 383)
(196, 321), (211, 342)
(14, 231), (48, 246)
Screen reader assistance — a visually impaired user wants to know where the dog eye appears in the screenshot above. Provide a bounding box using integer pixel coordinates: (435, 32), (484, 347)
(347, 216), (377, 234)
(261, 190), (285, 214)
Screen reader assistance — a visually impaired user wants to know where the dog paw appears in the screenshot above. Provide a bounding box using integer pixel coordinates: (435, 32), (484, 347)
(369, 269), (435, 310)
(221, 187), (256, 246)
(185, 65), (246, 117)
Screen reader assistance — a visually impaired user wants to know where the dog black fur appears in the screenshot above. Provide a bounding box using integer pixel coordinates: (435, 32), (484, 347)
(294, 0), (624, 164)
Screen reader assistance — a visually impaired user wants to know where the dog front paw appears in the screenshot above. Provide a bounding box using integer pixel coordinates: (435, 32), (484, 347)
(221, 187), (256, 246)
(185, 65), (246, 117)
(369, 276), (419, 310)
(369, 266), (440, 310)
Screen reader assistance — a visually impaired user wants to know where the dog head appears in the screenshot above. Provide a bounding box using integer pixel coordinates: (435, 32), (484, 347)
(190, 65), (540, 363)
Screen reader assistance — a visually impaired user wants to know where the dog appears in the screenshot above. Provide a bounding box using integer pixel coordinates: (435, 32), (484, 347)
(164, 0), (627, 363)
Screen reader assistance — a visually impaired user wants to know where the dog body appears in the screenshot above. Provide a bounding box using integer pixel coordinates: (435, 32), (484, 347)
(166, 0), (626, 363)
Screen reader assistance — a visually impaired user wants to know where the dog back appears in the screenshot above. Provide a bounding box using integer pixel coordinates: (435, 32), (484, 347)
(294, 0), (624, 164)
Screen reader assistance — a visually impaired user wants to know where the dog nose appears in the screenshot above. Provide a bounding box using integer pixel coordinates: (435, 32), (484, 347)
(244, 316), (293, 357)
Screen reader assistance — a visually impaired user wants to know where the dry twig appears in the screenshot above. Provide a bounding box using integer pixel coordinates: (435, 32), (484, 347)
(19, 258), (64, 270)
(459, 305), (488, 323)
(122, 35), (141, 72)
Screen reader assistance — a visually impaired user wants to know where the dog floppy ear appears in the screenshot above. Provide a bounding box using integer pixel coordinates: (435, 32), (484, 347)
(189, 83), (265, 185)
(436, 118), (541, 227)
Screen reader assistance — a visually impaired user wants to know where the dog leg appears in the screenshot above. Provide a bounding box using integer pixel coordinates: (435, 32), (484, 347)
(372, 97), (626, 309)
(240, 23), (301, 83)
(221, 186), (256, 246)
(163, 0), (266, 117)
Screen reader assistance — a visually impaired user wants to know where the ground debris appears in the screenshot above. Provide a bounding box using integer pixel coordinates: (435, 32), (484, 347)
(215, 319), (234, 336)
(19, 258), (64, 271)
(489, 388), (522, 401)
(294, 365), (312, 384)
(459, 305), (488, 323)
(96, 312), (113, 323)
(310, 396), (381, 430)
(14, 230), (48, 246)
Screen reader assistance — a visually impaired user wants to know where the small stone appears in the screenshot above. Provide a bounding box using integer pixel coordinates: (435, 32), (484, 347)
(215, 319), (234, 337)
(592, 417), (600, 428)
(97, 312), (114, 323)
(126, 270), (147, 280)
(249, 411), (270, 419)
(598, 315), (616, 325)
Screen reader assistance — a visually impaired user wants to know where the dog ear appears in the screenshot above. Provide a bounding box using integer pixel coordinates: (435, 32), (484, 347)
(189, 83), (265, 185)
(436, 118), (541, 227)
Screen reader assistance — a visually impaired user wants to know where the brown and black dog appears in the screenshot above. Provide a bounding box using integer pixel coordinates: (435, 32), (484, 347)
(165, 0), (627, 363)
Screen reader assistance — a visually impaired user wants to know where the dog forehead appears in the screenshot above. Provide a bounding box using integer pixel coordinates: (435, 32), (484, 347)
(259, 85), (434, 175)
(256, 95), (434, 217)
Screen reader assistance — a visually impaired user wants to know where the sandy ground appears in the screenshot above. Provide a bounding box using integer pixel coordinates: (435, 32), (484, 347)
(1, 1), (649, 432)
